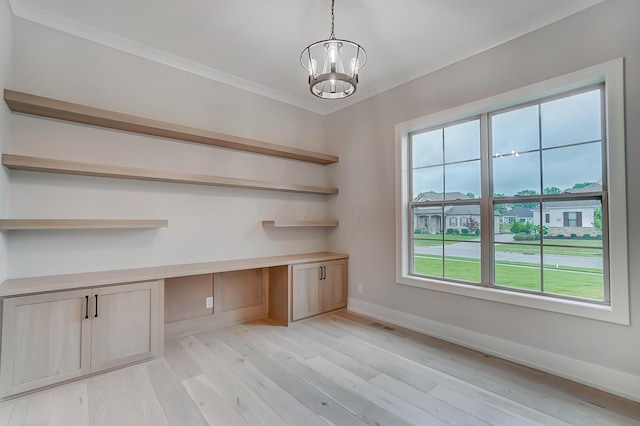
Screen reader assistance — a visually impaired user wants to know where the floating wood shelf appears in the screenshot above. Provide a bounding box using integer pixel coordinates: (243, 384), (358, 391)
(0, 219), (168, 230)
(4, 90), (338, 165)
(261, 220), (339, 228)
(2, 154), (338, 195)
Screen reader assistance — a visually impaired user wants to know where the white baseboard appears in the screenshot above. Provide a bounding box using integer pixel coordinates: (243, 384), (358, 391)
(347, 297), (640, 403)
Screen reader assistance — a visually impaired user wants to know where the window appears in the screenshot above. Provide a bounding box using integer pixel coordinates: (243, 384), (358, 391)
(563, 212), (582, 227)
(396, 59), (629, 324)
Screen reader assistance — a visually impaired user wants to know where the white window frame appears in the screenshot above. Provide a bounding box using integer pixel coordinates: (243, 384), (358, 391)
(395, 59), (629, 325)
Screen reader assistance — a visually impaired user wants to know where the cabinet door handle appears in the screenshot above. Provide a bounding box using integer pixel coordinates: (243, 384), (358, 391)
(319, 266), (323, 281)
(85, 295), (89, 319)
(321, 266), (326, 280)
(94, 294), (99, 318)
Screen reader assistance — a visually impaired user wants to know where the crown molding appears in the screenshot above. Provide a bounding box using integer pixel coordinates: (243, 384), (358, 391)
(9, 0), (605, 116)
(8, 0), (331, 115)
(321, 0), (607, 115)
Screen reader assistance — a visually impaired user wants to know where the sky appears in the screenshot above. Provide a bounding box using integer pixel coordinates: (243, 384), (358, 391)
(411, 88), (602, 199)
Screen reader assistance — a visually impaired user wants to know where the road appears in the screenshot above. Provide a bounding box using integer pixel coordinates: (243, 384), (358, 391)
(414, 238), (603, 269)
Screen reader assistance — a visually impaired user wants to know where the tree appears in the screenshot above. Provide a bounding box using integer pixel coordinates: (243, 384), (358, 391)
(544, 186), (562, 194)
(492, 193), (508, 214)
(512, 189), (538, 209)
(593, 208), (602, 230)
(465, 192), (475, 199)
(572, 182), (593, 189)
(465, 216), (480, 234)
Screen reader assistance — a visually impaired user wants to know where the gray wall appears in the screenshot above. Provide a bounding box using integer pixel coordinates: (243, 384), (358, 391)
(0, 0), (12, 282)
(7, 17), (331, 277)
(327, 0), (639, 399)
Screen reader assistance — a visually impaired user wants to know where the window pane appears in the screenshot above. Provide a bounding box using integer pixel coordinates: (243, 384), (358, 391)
(413, 245), (443, 278)
(445, 243), (481, 283)
(495, 246), (541, 292)
(541, 89), (602, 149)
(542, 199), (603, 246)
(496, 202), (541, 239)
(412, 129), (443, 168)
(493, 151), (540, 197)
(444, 119), (480, 163)
(444, 160), (481, 199)
(413, 166), (443, 200)
(412, 205), (443, 236)
(444, 203), (481, 240)
(492, 105), (539, 154)
(542, 143), (602, 192)
(543, 261), (603, 301)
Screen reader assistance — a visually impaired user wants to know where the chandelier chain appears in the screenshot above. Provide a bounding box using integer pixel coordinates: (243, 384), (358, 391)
(330, 0), (336, 39)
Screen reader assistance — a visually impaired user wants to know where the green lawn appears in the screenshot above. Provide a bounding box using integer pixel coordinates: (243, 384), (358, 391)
(414, 255), (604, 300)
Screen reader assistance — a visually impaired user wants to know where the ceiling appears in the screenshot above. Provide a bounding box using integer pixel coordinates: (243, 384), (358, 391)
(8, 0), (605, 115)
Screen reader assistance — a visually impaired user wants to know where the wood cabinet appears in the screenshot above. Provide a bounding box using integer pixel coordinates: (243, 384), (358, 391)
(291, 259), (347, 321)
(0, 281), (162, 396)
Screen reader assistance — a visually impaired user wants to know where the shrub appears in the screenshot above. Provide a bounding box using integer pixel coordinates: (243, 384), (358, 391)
(570, 233), (578, 238)
(475, 228), (480, 235)
(414, 228), (422, 234)
(583, 234), (591, 239)
(461, 228), (469, 234)
(510, 222), (522, 234)
(514, 233), (539, 241)
(596, 234), (603, 240)
(557, 234), (565, 238)
(446, 228), (460, 235)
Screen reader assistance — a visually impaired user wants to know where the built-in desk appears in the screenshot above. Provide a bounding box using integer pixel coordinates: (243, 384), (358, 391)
(0, 252), (348, 397)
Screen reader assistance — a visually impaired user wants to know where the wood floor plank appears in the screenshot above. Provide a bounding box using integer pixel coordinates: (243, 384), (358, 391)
(329, 314), (639, 425)
(87, 366), (170, 426)
(305, 355), (446, 425)
(5, 382), (90, 426)
(323, 315), (591, 423)
(147, 361), (209, 426)
(266, 345), (413, 426)
(295, 322), (440, 393)
(2, 312), (638, 426)
(275, 323), (380, 380)
(225, 324), (284, 355)
(0, 404), (14, 426)
(214, 326), (372, 426)
(163, 338), (204, 381)
(369, 373), (491, 426)
(195, 332), (328, 426)
(297, 322), (569, 426)
(177, 334), (285, 426)
(49, 382), (91, 426)
(430, 384), (540, 426)
(342, 310), (640, 421)
(332, 312), (640, 425)
(182, 374), (249, 426)
(6, 391), (54, 426)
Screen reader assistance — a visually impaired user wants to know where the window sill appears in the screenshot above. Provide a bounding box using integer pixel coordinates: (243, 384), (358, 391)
(397, 273), (629, 325)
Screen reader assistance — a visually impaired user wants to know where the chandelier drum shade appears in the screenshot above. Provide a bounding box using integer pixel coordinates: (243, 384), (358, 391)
(300, 0), (367, 100)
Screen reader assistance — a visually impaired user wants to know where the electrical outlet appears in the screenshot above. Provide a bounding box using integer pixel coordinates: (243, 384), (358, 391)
(357, 284), (364, 294)
(206, 296), (214, 309)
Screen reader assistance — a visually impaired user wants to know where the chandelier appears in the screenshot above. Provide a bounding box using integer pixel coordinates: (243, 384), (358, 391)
(300, 0), (367, 100)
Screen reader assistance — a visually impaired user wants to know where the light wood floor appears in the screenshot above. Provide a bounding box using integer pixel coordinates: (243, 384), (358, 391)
(1, 311), (639, 425)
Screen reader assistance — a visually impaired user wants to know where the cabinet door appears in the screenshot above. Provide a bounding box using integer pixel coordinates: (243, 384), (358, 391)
(0, 290), (91, 396)
(90, 281), (162, 372)
(319, 260), (347, 312)
(291, 263), (321, 321)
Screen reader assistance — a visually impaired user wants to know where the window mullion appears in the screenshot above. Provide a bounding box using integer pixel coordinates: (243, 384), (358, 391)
(480, 113), (493, 287)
